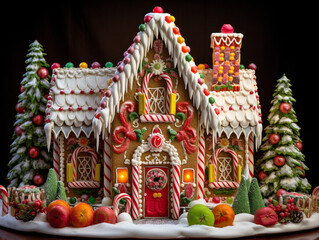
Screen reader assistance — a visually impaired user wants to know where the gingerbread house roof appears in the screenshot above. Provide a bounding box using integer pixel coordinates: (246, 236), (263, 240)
(199, 68), (263, 148)
(92, 11), (222, 143)
(44, 67), (116, 147)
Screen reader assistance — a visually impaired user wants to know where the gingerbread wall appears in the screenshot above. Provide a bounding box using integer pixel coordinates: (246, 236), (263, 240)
(110, 39), (200, 218)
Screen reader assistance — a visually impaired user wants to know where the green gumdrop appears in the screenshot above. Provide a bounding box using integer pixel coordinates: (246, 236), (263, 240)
(69, 197), (77, 204)
(89, 196), (96, 204)
(185, 54), (192, 62)
(65, 62), (74, 68)
(209, 97), (215, 104)
(226, 197), (233, 204)
(240, 64), (245, 69)
(139, 24), (146, 31)
(105, 62), (113, 68)
(187, 204), (215, 226)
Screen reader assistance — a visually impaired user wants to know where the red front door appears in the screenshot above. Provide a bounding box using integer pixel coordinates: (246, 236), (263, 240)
(144, 166), (169, 218)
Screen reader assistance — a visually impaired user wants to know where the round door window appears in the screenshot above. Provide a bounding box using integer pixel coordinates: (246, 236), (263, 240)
(145, 168), (168, 191)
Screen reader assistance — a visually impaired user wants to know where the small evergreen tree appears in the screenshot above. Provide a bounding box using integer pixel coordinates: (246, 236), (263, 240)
(43, 168), (58, 206)
(256, 75), (311, 199)
(7, 40), (52, 187)
(232, 171), (250, 215)
(248, 178), (265, 215)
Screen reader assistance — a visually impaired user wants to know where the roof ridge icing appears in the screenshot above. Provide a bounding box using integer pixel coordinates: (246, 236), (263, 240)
(92, 10), (222, 145)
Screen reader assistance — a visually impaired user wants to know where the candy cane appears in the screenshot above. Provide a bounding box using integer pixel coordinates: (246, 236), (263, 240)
(0, 185), (8, 216)
(172, 164), (181, 220)
(140, 114), (175, 123)
(247, 134), (255, 179)
(71, 146), (97, 182)
(52, 136), (60, 180)
(131, 165), (140, 220)
(197, 127), (205, 199)
(103, 132), (112, 197)
(113, 193), (132, 217)
(142, 73), (173, 114)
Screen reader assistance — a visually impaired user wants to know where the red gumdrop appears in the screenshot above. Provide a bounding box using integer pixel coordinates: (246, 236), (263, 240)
(144, 15), (152, 23)
(153, 6), (163, 13)
(221, 24), (234, 33)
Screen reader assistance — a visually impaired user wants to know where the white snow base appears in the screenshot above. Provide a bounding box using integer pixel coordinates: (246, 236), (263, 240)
(1, 211), (319, 239)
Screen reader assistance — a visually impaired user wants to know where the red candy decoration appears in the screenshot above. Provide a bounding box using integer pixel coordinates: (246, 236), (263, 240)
(173, 27), (180, 35)
(51, 63), (60, 70)
(191, 66), (197, 74)
(296, 141), (303, 151)
(274, 155), (286, 167)
(37, 68), (49, 79)
(151, 134), (164, 148)
(221, 24), (234, 33)
(153, 6), (163, 13)
(214, 108), (220, 115)
(181, 46), (189, 53)
(14, 125), (24, 136)
(279, 102), (291, 113)
(144, 15), (152, 23)
(32, 114), (44, 126)
(269, 133), (280, 145)
(258, 170), (267, 181)
(29, 147), (40, 158)
(165, 16), (172, 23)
(203, 88), (210, 96)
(33, 174), (45, 186)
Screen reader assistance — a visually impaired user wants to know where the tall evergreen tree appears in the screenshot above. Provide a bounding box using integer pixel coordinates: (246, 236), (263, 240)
(256, 75), (311, 198)
(7, 40), (52, 187)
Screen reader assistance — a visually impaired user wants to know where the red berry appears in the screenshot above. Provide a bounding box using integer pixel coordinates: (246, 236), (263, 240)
(268, 199), (273, 203)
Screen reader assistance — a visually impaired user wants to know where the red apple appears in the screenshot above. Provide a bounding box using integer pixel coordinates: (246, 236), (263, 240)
(254, 207), (278, 227)
(48, 205), (70, 228)
(93, 206), (117, 224)
(274, 155), (285, 167)
(269, 133), (280, 145)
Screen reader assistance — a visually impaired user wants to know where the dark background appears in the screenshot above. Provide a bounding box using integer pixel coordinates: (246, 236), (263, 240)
(2, 0), (318, 190)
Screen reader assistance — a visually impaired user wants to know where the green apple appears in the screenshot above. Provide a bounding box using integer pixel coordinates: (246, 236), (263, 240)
(187, 204), (214, 226)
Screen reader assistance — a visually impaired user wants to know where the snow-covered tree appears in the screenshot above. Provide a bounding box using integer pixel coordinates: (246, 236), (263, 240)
(7, 40), (52, 187)
(256, 75), (311, 198)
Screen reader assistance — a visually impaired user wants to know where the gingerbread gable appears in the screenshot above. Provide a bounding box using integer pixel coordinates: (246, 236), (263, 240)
(44, 67), (116, 146)
(93, 12), (221, 142)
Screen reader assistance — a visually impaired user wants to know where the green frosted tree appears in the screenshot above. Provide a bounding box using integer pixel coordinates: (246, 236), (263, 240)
(43, 168), (57, 206)
(248, 178), (265, 215)
(256, 75), (311, 199)
(232, 172), (250, 215)
(56, 181), (67, 202)
(7, 40), (52, 187)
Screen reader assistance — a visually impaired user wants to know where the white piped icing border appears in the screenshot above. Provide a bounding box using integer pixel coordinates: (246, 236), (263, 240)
(93, 12), (222, 144)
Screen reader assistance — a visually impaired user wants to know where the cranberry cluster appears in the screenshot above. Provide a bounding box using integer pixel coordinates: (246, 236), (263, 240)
(268, 198), (300, 223)
(10, 199), (46, 222)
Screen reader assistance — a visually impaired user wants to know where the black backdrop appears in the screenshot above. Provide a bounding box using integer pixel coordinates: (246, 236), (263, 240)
(2, 0), (318, 190)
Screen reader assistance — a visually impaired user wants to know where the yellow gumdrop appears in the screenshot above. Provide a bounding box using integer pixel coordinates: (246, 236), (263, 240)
(170, 16), (175, 22)
(177, 36), (185, 44)
(197, 64), (205, 70)
(79, 62), (88, 68)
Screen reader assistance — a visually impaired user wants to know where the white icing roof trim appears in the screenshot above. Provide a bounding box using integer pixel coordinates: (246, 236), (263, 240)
(210, 69), (263, 148)
(44, 67), (116, 148)
(93, 12), (222, 146)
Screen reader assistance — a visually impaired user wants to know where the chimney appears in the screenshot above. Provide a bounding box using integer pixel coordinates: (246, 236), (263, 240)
(211, 24), (243, 91)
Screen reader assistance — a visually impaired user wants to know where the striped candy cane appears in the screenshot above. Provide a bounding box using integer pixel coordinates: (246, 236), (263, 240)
(52, 136), (60, 180)
(71, 146), (97, 182)
(247, 134), (255, 179)
(0, 185), (8, 216)
(103, 133), (112, 197)
(197, 128), (206, 199)
(142, 73), (173, 114)
(140, 114), (175, 123)
(172, 164), (181, 220)
(113, 193), (132, 217)
(131, 165), (140, 220)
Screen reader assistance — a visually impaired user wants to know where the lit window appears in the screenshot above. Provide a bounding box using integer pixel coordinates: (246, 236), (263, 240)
(183, 169), (194, 183)
(116, 168), (128, 183)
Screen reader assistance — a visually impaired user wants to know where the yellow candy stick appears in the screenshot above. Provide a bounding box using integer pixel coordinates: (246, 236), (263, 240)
(170, 93), (176, 115)
(138, 93), (146, 115)
(66, 163), (73, 182)
(238, 164), (242, 182)
(208, 164), (215, 183)
(94, 163), (101, 181)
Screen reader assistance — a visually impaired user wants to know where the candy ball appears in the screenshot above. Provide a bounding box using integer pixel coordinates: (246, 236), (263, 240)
(51, 62), (60, 70)
(279, 102), (291, 113)
(117, 65), (124, 73)
(185, 54), (192, 62)
(65, 62), (74, 68)
(105, 62), (113, 68)
(134, 35), (141, 43)
(79, 62), (88, 68)
(113, 75), (120, 82)
(153, 6), (163, 13)
(197, 64), (205, 70)
(248, 63), (257, 70)
(173, 27), (180, 35)
(181, 46), (189, 53)
(165, 16), (172, 23)
(127, 47), (134, 54)
(221, 24), (234, 34)
(177, 36), (185, 44)
(198, 78), (204, 85)
(139, 24), (146, 32)
(105, 89), (112, 97)
(37, 67), (49, 79)
(124, 57), (131, 64)
(191, 66), (197, 74)
(144, 15), (152, 23)
(170, 16), (175, 22)
(91, 61), (101, 69)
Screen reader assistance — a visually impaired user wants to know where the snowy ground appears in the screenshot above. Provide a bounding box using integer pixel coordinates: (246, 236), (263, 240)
(1, 209), (319, 239)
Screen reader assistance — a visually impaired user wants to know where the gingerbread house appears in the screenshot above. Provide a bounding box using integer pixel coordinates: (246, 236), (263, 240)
(44, 67), (116, 203)
(92, 10), (221, 220)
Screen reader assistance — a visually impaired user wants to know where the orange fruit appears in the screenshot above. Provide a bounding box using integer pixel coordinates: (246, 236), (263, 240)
(47, 199), (71, 215)
(70, 202), (94, 227)
(212, 204), (235, 228)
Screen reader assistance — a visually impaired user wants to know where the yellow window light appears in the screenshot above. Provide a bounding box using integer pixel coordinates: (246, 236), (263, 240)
(117, 168), (128, 184)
